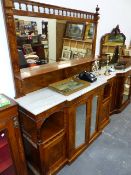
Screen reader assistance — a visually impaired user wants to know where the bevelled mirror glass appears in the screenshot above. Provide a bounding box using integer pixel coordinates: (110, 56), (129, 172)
(75, 104), (86, 148)
(90, 96), (98, 137)
(3, 0), (99, 97)
(14, 14), (95, 69)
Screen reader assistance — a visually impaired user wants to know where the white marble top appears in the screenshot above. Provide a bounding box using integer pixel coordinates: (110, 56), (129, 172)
(16, 88), (66, 115)
(15, 66), (131, 115)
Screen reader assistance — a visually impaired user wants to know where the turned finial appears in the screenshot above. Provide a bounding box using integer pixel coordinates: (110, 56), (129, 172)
(96, 5), (100, 15)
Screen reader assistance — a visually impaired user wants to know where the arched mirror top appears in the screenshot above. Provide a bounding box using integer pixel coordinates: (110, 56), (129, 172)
(100, 25), (126, 58)
(101, 25), (126, 46)
(2, 0), (100, 97)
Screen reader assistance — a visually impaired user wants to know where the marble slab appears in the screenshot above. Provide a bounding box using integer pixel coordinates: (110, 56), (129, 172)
(15, 66), (131, 115)
(16, 88), (66, 115)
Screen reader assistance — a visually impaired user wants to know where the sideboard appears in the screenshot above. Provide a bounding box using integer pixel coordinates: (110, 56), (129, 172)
(16, 67), (131, 175)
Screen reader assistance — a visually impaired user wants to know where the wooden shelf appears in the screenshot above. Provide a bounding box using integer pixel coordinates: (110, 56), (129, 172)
(103, 43), (123, 47)
(40, 111), (65, 143)
(63, 38), (92, 43)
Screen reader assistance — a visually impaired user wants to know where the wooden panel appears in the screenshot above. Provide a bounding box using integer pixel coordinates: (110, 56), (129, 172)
(23, 138), (41, 174)
(22, 69), (64, 94)
(39, 134), (67, 175)
(56, 21), (66, 61)
(110, 77), (117, 114)
(99, 100), (110, 130)
(16, 59), (94, 95)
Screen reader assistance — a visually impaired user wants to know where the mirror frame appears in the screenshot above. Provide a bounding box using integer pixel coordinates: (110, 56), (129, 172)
(99, 25), (126, 59)
(2, 0), (100, 97)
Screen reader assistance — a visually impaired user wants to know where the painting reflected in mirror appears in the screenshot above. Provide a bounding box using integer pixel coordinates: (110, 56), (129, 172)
(100, 25), (126, 65)
(14, 15), (96, 69)
(64, 22), (85, 40)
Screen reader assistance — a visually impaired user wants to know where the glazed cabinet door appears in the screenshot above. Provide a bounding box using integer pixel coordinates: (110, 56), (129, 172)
(116, 73), (131, 111)
(0, 115), (27, 175)
(89, 96), (98, 140)
(0, 126), (17, 175)
(68, 91), (102, 162)
(89, 94), (102, 143)
(122, 75), (131, 104)
(67, 99), (89, 162)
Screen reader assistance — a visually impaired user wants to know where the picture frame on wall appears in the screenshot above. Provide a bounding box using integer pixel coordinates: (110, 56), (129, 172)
(64, 22), (86, 40)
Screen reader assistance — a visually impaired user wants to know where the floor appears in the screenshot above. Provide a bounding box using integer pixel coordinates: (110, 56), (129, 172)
(57, 104), (131, 175)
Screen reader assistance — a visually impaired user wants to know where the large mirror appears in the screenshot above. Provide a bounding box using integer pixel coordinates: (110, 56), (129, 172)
(14, 15), (96, 69)
(3, 0), (99, 97)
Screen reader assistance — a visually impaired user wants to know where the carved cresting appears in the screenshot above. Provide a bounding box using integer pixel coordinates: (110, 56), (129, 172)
(13, 0), (99, 22)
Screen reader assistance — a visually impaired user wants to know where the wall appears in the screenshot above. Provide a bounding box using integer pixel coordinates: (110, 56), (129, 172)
(0, 0), (131, 98)
(0, 0), (15, 98)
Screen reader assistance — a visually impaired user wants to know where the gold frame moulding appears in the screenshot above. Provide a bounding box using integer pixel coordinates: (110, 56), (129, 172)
(49, 77), (90, 96)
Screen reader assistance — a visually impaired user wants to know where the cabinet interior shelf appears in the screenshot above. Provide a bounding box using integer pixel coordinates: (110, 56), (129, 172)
(103, 43), (123, 47)
(40, 112), (65, 144)
(63, 38), (92, 43)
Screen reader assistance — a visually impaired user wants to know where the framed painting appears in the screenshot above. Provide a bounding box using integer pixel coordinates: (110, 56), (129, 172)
(64, 22), (86, 40)
(49, 77), (90, 96)
(61, 49), (72, 61)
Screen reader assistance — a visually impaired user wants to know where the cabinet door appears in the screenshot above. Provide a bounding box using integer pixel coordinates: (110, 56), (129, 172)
(99, 100), (110, 130)
(39, 134), (67, 175)
(68, 100), (89, 162)
(0, 117), (27, 175)
(89, 95), (100, 142)
(0, 129), (16, 175)
(75, 103), (87, 148)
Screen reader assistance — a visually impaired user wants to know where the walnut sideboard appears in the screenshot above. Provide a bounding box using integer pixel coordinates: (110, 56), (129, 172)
(16, 67), (131, 175)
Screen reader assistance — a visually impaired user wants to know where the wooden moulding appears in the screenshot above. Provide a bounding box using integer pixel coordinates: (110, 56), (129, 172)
(15, 58), (94, 95)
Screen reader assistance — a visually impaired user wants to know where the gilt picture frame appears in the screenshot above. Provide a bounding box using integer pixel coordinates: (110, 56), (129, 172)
(64, 22), (86, 40)
(49, 77), (90, 96)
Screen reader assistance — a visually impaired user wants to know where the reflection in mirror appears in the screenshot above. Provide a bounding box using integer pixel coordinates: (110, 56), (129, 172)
(122, 76), (130, 104)
(100, 25), (126, 65)
(14, 15), (95, 69)
(75, 104), (86, 148)
(90, 96), (98, 137)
